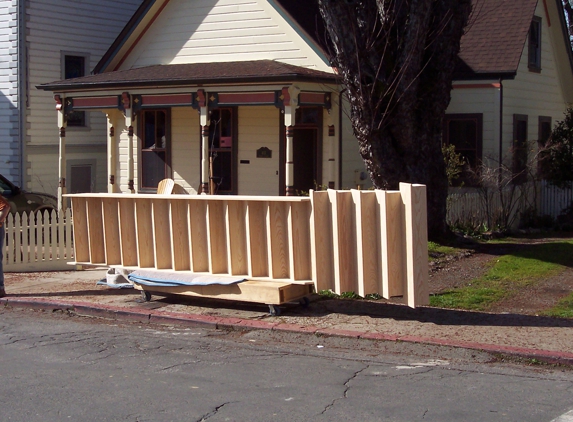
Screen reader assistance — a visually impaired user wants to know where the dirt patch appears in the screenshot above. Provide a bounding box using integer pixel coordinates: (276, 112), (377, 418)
(429, 237), (573, 315)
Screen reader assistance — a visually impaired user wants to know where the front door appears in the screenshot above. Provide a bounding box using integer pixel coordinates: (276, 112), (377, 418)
(280, 106), (322, 195)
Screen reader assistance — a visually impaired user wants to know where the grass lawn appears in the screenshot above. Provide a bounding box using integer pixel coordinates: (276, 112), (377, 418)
(430, 240), (573, 314)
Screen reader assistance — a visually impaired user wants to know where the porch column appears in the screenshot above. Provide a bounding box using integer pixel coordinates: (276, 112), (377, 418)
(326, 105), (336, 190)
(106, 111), (119, 193)
(123, 93), (135, 193)
(56, 95), (67, 211)
(198, 90), (210, 194)
(283, 86), (300, 196)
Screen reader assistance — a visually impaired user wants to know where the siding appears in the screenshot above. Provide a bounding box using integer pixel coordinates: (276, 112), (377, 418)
(447, 85), (500, 164)
(121, 0), (330, 71)
(25, 0), (141, 194)
(0, 0), (20, 180)
(237, 106), (280, 195)
(171, 107), (201, 192)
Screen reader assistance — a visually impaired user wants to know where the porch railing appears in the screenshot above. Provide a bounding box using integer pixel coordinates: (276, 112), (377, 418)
(3, 209), (74, 272)
(67, 183), (428, 307)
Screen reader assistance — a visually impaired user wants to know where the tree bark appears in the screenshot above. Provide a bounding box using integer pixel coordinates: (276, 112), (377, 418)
(318, 0), (472, 240)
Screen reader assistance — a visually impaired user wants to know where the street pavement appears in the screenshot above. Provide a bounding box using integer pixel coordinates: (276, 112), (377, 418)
(1, 268), (573, 366)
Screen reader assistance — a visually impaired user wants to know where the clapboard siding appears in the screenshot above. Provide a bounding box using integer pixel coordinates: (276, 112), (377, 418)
(171, 107), (201, 192)
(23, 0), (141, 195)
(0, 0), (20, 180)
(122, 0), (330, 71)
(447, 86), (499, 160)
(237, 106), (281, 195)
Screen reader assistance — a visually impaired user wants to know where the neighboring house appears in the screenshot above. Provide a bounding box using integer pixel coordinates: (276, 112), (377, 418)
(446, 0), (573, 186)
(37, 0), (573, 202)
(0, 0), (142, 195)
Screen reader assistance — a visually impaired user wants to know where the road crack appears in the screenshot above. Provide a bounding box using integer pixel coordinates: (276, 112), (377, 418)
(319, 364), (369, 415)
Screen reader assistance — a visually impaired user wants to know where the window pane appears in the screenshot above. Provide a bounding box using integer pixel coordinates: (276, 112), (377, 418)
(144, 112), (156, 149)
(65, 56), (85, 79)
(141, 151), (166, 188)
(448, 119), (478, 167)
(295, 107), (320, 125)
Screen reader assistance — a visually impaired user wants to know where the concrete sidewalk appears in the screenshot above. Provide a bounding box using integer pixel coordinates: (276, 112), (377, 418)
(2, 268), (573, 365)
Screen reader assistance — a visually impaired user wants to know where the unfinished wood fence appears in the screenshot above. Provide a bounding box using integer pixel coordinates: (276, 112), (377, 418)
(67, 183), (428, 307)
(3, 209), (74, 272)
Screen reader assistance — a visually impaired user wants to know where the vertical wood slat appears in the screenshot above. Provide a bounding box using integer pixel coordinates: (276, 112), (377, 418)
(354, 191), (379, 297)
(57, 210), (65, 262)
(135, 198), (154, 268)
(102, 198), (121, 265)
(378, 191), (406, 298)
(289, 201), (311, 281)
(170, 199), (191, 271)
(49, 211), (57, 262)
(152, 199), (172, 270)
(118, 198), (138, 267)
(227, 200), (248, 276)
(268, 201), (289, 279)
(14, 214), (20, 264)
(207, 200), (228, 274)
(246, 201), (268, 278)
(310, 191), (334, 292)
(71, 198), (89, 263)
(189, 201), (209, 272)
(86, 198), (105, 264)
(401, 183), (429, 307)
(335, 191), (357, 293)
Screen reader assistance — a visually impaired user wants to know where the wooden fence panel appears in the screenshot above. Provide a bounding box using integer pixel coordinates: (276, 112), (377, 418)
(4, 209), (74, 272)
(64, 188), (428, 308)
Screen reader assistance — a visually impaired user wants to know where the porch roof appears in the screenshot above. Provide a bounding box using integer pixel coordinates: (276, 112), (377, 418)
(38, 60), (338, 92)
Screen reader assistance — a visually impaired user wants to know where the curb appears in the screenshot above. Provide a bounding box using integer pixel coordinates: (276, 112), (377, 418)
(3, 297), (573, 366)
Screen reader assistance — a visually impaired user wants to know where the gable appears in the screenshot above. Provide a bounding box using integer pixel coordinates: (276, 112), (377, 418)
(105, 0), (331, 73)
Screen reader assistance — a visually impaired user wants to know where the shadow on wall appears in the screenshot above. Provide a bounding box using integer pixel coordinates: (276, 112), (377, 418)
(0, 93), (21, 183)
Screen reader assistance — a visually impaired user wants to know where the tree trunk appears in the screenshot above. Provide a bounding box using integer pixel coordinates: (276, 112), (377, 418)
(318, 0), (472, 240)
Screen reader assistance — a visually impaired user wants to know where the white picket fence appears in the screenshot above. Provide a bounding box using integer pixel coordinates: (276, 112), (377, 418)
(3, 209), (75, 272)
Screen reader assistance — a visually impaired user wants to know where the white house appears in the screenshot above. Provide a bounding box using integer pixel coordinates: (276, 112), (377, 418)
(0, 0), (141, 195)
(37, 0), (573, 203)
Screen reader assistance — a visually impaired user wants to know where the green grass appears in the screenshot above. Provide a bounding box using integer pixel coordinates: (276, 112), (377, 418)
(541, 293), (573, 318)
(430, 241), (573, 312)
(428, 241), (460, 261)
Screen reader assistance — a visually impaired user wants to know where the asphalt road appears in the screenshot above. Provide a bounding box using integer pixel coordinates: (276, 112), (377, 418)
(1, 307), (572, 422)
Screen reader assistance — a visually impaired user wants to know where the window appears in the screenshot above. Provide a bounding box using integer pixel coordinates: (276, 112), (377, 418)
(528, 17), (542, 72)
(63, 54), (87, 126)
(207, 108), (236, 194)
(513, 114), (529, 184)
(443, 114), (483, 186)
(140, 109), (170, 190)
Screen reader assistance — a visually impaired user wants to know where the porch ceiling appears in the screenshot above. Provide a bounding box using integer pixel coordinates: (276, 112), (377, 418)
(38, 60), (338, 92)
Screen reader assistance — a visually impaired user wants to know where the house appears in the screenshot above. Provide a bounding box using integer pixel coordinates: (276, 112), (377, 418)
(446, 0), (573, 186)
(0, 0), (142, 195)
(37, 0), (573, 204)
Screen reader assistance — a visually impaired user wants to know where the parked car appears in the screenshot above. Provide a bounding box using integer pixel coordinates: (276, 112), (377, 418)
(0, 174), (57, 215)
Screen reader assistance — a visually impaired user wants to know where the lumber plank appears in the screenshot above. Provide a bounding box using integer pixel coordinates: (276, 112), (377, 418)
(71, 198), (90, 263)
(246, 201), (269, 278)
(170, 199), (191, 271)
(189, 201), (209, 272)
(102, 198), (121, 265)
(227, 200), (248, 276)
(152, 199), (172, 269)
(118, 198), (138, 267)
(86, 197), (105, 264)
(268, 201), (289, 279)
(133, 279), (313, 305)
(401, 183), (429, 307)
(207, 200), (228, 274)
(135, 198), (155, 268)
